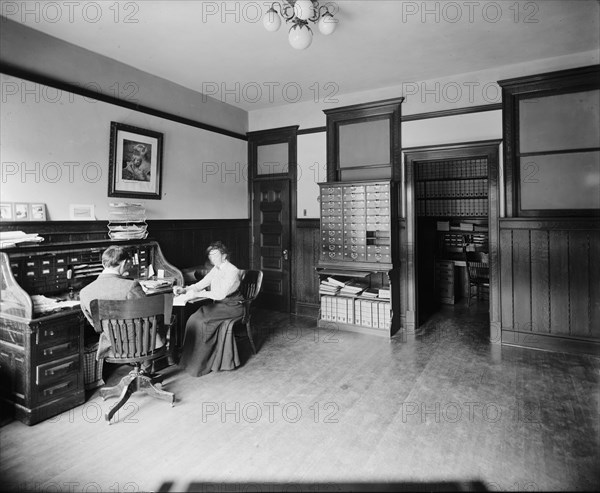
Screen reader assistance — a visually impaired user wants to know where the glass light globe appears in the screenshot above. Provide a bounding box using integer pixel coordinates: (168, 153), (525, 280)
(318, 12), (337, 35)
(294, 0), (314, 21)
(288, 23), (312, 50)
(263, 8), (281, 32)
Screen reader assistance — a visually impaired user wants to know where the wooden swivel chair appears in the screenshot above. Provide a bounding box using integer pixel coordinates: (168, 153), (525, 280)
(90, 294), (175, 423)
(464, 250), (490, 306)
(232, 269), (263, 355)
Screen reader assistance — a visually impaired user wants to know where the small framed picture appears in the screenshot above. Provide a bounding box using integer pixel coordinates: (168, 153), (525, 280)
(30, 203), (47, 221)
(69, 204), (95, 220)
(0, 203), (14, 221)
(14, 203), (29, 221)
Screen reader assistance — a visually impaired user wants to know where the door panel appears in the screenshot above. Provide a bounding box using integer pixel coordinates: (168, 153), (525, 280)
(252, 179), (291, 311)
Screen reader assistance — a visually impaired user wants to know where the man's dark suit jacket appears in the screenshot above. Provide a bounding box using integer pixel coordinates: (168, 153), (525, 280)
(79, 273), (147, 360)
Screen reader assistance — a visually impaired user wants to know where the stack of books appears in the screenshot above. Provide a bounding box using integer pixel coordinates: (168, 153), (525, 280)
(360, 288), (379, 298)
(319, 277), (344, 295)
(378, 288), (391, 299)
(339, 280), (368, 296)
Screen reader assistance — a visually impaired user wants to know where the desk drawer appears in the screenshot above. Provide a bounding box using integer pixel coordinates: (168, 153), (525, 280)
(38, 339), (79, 363)
(36, 317), (80, 347)
(36, 354), (80, 385)
(38, 373), (80, 404)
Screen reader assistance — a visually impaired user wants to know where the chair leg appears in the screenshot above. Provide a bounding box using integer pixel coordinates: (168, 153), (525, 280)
(105, 376), (137, 423)
(137, 375), (175, 406)
(246, 320), (257, 355)
(100, 370), (137, 401)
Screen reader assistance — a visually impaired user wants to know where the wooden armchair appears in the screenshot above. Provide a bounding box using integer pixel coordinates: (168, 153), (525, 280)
(233, 269), (263, 355)
(90, 294), (175, 423)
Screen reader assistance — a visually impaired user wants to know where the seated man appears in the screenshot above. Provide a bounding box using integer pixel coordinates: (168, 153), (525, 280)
(80, 245), (164, 362)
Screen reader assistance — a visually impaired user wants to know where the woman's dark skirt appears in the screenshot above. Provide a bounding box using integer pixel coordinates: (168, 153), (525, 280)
(179, 293), (245, 377)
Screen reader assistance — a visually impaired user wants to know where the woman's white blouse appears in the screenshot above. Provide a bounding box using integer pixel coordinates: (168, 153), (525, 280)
(191, 260), (240, 300)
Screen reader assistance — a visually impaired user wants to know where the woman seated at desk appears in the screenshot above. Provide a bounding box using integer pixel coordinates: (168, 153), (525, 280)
(173, 241), (244, 377)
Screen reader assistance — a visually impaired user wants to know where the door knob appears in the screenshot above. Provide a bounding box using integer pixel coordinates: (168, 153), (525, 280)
(282, 249), (289, 260)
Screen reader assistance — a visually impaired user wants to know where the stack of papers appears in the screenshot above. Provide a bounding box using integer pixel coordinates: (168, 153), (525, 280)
(173, 291), (208, 306)
(31, 295), (80, 315)
(0, 231), (44, 249)
(139, 278), (174, 294)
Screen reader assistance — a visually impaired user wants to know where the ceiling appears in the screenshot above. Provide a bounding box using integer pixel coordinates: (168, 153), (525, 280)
(4, 0), (599, 110)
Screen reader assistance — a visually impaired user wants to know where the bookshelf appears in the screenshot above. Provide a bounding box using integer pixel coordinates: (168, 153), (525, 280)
(415, 158), (489, 217)
(317, 270), (392, 337)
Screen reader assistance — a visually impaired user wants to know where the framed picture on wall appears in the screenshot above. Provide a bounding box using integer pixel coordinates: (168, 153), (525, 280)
(0, 203), (14, 221)
(14, 203), (29, 221)
(108, 122), (163, 200)
(30, 203), (47, 221)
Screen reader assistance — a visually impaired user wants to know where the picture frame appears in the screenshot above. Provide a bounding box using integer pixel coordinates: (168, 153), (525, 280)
(30, 203), (47, 221)
(108, 122), (163, 200)
(69, 204), (95, 221)
(14, 203), (29, 221)
(0, 203), (14, 221)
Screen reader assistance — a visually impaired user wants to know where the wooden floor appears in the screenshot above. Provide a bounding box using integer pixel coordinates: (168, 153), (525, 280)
(1, 302), (599, 492)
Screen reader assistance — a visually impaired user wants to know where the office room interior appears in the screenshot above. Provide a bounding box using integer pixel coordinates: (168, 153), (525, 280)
(0, 1), (599, 491)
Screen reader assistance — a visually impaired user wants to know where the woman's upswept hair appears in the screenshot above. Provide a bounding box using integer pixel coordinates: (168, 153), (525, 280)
(102, 245), (131, 268)
(206, 241), (230, 259)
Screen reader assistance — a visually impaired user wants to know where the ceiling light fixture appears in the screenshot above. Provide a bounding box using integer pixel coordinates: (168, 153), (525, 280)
(263, 0), (338, 50)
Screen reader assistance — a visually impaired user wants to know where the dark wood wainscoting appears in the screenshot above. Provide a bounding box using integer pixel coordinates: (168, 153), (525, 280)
(146, 219), (250, 269)
(499, 218), (600, 355)
(0, 219), (250, 270)
(293, 219), (320, 317)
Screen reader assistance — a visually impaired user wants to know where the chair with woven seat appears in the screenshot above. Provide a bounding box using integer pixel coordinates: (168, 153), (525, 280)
(232, 269), (263, 355)
(90, 294), (175, 423)
(464, 250), (489, 307)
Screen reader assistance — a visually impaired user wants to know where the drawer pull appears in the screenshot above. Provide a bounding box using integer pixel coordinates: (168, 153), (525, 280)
(44, 330), (55, 337)
(43, 381), (71, 396)
(43, 342), (71, 356)
(46, 361), (74, 376)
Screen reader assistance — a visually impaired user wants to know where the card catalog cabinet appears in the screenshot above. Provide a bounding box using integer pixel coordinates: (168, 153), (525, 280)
(0, 239), (183, 425)
(317, 180), (399, 337)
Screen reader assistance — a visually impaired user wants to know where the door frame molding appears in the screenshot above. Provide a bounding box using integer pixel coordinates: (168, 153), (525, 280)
(247, 125), (299, 312)
(403, 139), (502, 342)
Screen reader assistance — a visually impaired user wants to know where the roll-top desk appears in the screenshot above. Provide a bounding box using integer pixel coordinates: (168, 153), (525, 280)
(0, 239), (182, 425)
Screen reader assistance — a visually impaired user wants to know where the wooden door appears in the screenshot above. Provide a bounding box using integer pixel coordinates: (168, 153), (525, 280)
(252, 178), (291, 312)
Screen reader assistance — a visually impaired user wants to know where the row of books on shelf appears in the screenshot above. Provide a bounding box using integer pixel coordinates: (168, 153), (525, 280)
(416, 179), (487, 198)
(319, 277), (390, 299)
(321, 295), (391, 329)
(416, 199), (488, 217)
(416, 159), (487, 180)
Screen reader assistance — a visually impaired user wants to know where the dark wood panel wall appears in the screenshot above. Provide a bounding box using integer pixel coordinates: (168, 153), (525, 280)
(499, 218), (600, 355)
(293, 219), (320, 317)
(0, 219), (250, 271)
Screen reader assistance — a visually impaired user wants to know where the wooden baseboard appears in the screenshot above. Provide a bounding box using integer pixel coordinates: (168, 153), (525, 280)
(501, 329), (600, 356)
(294, 302), (319, 319)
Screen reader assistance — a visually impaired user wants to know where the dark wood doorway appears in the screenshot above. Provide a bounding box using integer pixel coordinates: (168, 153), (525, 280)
(252, 178), (291, 311)
(403, 140), (501, 340)
(247, 126), (298, 312)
